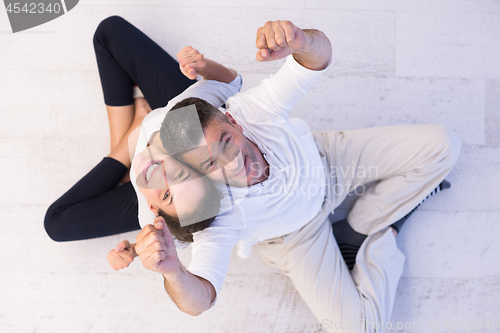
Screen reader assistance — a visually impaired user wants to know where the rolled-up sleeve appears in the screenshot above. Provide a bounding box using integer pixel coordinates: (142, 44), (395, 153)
(230, 55), (332, 117)
(186, 227), (240, 309)
(168, 74), (243, 110)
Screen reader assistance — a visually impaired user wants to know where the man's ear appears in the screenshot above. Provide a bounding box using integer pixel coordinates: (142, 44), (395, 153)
(225, 113), (243, 132)
(147, 200), (159, 216)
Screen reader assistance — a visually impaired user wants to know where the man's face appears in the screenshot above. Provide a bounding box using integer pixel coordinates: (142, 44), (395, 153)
(181, 114), (269, 187)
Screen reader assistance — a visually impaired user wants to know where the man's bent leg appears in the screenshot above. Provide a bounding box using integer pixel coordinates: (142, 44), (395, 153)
(313, 124), (461, 235)
(254, 208), (405, 333)
(333, 179), (450, 270)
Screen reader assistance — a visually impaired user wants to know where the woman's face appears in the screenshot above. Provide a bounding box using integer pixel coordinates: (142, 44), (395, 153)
(132, 132), (206, 221)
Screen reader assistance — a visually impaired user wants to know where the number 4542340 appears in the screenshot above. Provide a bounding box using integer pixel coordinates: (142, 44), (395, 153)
(6, 2), (62, 14)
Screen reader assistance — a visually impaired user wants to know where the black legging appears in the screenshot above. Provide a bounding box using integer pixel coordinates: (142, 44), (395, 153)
(44, 16), (196, 241)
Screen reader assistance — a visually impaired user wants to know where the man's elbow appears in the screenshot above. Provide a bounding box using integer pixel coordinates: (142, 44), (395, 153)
(179, 303), (209, 317)
(187, 276), (216, 316)
(178, 295), (213, 317)
(185, 308), (206, 317)
(168, 273), (215, 317)
(172, 292), (212, 317)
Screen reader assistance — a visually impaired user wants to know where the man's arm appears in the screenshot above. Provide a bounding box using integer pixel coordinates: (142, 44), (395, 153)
(230, 20), (332, 117)
(255, 21), (332, 71)
(292, 29), (332, 71)
(135, 217), (215, 316)
(177, 46), (237, 83)
(162, 265), (216, 316)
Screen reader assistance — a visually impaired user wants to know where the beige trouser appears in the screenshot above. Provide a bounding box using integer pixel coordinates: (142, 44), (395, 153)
(254, 125), (462, 332)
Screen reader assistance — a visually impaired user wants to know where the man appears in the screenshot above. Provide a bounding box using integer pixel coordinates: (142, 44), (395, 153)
(135, 20), (461, 331)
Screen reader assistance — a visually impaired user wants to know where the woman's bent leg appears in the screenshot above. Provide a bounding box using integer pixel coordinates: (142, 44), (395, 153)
(93, 15), (197, 110)
(107, 104), (135, 151)
(45, 16), (198, 241)
(44, 157), (140, 241)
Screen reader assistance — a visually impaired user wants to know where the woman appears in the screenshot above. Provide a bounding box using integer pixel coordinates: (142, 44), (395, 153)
(131, 130), (222, 241)
(44, 15), (241, 270)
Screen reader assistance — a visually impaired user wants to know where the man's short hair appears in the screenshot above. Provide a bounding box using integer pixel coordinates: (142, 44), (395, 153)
(160, 97), (229, 158)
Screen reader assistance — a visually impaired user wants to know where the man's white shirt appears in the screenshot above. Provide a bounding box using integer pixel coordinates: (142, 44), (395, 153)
(131, 54), (333, 308)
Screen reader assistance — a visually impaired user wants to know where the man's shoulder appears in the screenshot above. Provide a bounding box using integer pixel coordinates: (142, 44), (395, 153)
(225, 97), (289, 127)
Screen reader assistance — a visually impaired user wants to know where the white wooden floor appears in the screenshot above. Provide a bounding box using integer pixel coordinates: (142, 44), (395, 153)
(1, 1), (499, 332)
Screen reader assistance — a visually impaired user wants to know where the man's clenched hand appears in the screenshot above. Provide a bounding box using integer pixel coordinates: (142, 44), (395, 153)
(255, 20), (309, 62)
(256, 20), (332, 71)
(135, 216), (181, 276)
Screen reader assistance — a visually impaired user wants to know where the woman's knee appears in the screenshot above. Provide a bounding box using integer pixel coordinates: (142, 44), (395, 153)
(44, 205), (67, 242)
(93, 15), (129, 46)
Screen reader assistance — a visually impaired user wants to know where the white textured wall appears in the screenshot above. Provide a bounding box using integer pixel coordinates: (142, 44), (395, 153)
(1, 0), (499, 332)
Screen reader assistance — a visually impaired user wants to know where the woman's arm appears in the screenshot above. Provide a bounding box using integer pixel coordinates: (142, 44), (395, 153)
(198, 58), (237, 83)
(177, 46), (237, 83)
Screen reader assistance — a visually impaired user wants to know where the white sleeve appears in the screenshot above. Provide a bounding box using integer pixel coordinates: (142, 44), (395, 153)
(185, 227), (240, 309)
(167, 74), (243, 110)
(230, 55), (332, 117)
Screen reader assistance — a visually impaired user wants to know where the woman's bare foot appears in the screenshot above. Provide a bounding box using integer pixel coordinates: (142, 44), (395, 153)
(120, 173), (131, 184)
(118, 97), (152, 184)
